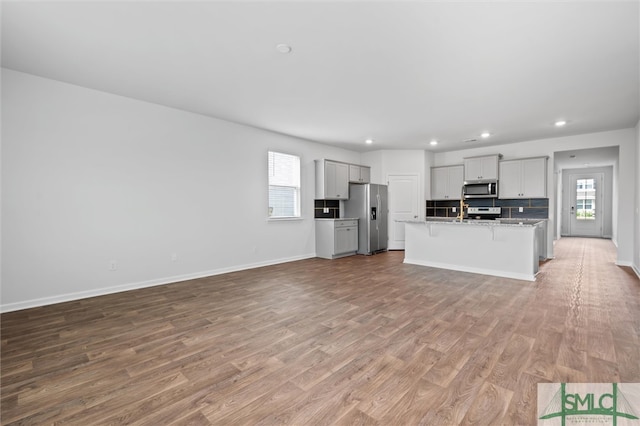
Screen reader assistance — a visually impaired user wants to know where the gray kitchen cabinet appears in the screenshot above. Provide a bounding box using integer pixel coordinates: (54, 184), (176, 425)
(349, 164), (371, 183)
(464, 155), (499, 181)
(499, 157), (547, 198)
(315, 159), (349, 199)
(315, 219), (358, 259)
(431, 165), (464, 200)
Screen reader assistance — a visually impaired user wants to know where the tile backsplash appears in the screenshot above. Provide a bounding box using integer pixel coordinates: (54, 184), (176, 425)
(314, 199), (340, 218)
(426, 198), (548, 219)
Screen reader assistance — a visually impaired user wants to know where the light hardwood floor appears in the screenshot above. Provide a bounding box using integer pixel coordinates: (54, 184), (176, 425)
(2, 237), (639, 425)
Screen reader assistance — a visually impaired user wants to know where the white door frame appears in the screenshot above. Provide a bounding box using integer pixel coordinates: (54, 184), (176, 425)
(568, 172), (604, 237)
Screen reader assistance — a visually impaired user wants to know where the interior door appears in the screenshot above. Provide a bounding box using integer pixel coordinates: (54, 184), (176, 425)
(387, 174), (419, 250)
(569, 173), (603, 237)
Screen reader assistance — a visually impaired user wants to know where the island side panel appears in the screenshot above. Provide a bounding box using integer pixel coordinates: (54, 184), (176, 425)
(403, 222), (537, 281)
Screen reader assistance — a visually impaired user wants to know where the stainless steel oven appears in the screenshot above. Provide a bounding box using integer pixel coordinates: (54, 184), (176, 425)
(467, 207), (501, 220)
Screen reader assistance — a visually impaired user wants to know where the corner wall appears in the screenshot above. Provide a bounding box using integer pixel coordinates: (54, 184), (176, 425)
(1, 69), (362, 311)
(635, 119), (640, 277)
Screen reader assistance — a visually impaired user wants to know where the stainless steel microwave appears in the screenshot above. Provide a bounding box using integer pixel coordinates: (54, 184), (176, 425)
(463, 180), (498, 198)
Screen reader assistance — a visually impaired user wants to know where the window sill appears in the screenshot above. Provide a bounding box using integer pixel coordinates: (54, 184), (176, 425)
(267, 216), (304, 222)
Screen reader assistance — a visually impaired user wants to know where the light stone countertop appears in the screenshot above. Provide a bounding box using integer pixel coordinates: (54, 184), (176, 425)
(315, 218), (359, 221)
(399, 218), (545, 227)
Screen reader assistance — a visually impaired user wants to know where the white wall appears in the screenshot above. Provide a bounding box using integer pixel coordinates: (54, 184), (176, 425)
(362, 150), (425, 189)
(635, 119), (640, 277)
(3, 69), (638, 311)
(611, 151), (620, 247)
(1, 69), (362, 312)
(433, 128), (637, 264)
(424, 151), (435, 200)
(362, 149), (426, 219)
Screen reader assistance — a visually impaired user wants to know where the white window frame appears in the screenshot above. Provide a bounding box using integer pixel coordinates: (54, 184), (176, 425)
(267, 151), (301, 220)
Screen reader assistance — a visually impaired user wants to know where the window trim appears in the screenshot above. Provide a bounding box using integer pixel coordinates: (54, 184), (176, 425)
(267, 150), (302, 220)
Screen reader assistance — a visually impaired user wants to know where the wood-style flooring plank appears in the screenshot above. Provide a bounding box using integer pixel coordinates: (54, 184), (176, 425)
(459, 381), (513, 426)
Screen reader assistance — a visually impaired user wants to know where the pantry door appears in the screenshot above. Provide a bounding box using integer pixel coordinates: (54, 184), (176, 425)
(387, 174), (420, 250)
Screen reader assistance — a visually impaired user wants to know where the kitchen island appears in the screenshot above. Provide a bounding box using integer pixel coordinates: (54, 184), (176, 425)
(402, 218), (544, 281)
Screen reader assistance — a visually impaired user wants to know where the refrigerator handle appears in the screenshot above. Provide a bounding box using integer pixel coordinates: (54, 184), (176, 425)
(376, 193), (381, 230)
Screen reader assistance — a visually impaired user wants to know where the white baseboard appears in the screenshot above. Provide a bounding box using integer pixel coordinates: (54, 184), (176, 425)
(616, 261), (640, 280)
(1, 253), (317, 313)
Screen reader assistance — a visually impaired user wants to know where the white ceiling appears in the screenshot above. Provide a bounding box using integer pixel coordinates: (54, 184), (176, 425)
(2, 1), (639, 153)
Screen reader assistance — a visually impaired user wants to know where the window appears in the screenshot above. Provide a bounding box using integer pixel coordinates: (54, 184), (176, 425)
(576, 178), (596, 220)
(268, 151), (301, 218)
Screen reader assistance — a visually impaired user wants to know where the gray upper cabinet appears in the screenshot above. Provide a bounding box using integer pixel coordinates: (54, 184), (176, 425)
(464, 155), (499, 181)
(499, 157), (547, 198)
(349, 164), (371, 183)
(431, 165), (464, 200)
(316, 159), (349, 199)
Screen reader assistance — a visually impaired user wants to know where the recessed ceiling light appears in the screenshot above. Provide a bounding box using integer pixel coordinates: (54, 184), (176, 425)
(481, 132), (491, 138)
(276, 44), (292, 54)
(365, 139), (373, 145)
(555, 120), (567, 127)
(430, 140), (438, 146)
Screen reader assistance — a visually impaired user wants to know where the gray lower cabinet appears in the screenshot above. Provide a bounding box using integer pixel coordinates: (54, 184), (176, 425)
(315, 219), (358, 259)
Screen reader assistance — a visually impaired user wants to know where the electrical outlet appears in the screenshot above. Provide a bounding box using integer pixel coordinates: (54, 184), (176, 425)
(519, 207), (524, 213)
(109, 260), (117, 271)
(452, 207), (457, 213)
(323, 207), (329, 213)
(171, 253), (178, 262)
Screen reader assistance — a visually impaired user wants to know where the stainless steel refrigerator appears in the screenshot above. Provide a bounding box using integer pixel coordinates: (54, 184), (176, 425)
(344, 183), (388, 255)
